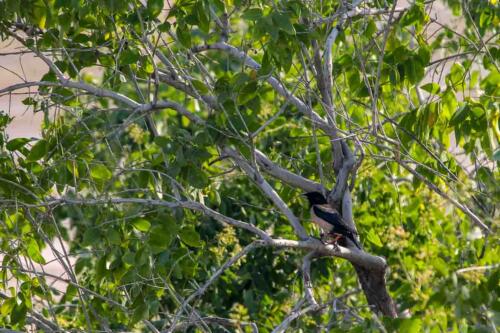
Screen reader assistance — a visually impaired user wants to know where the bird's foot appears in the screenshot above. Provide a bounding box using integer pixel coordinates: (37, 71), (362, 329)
(319, 233), (330, 244)
(323, 234), (342, 250)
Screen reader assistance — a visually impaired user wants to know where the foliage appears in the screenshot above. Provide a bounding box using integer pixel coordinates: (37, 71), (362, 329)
(0, 0), (498, 332)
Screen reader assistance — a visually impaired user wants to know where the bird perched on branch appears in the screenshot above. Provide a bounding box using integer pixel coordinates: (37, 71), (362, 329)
(303, 191), (361, 250)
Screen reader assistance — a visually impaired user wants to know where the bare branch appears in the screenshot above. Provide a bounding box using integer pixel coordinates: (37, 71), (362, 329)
(398, 160), (490, 233)
(223, 147), (309, 240)
(26, 197), (272, 241)
(170, 316), (258, 333)
(255, 150), (325, 193)
(271, 303), (324, 333)
(328, 141), (356, 207)
(302, 252), (318, 306)
(3, 196), (388, 270)
(456, 264), (499, 274)
(371, 0), (399, 132)
(167, 242), (259, 333)
(312, 5), (422, 26)
(0, 81), (202, 125)
(264, 239), (386, 271)
(192, 42), (333, 135)
(157, 71), (218, 109)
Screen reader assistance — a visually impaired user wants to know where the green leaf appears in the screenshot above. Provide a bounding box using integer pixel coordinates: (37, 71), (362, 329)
(242, 8), (262, 21)
(186, 170), (209, 189)
(149, 225), (175, 253)
(82, 228), (100, 246)
(11, 303), (27, 325)
(27, 239), (46, 264)
(132, 218), (151, 232)
(131, 302), (148, 324)
(142, 57), (154, 74)
(192, 79), (209, 94)
(446, 63), (466, 89)
(366, 229), (383, 247)
(400, 4), (425, 27)
(238, 81), (258, 104)
(90, 164), (113, 181)
(420, 83), (440, 95)
(179, 226), (203, 247)
(22, 97), (36, 105)
(6, 138), (31, 151)
(405, 60), (424, 84)
(272, 13), (295, 35)
(177, 24), (192, 48)
(398, 318), (422, 333)
(158, 22), (171, 32)
(26, 139), (48, 161)
(147, 0), (163, 17)
(195, 2), (209, 33)
(122, 251), (135, 265)
(432, 257), (449, 276)
(120, 49), (140, 65)
(0, 298), (16, 317)
(107, 229), (121, 245)
(493, 149), (500, 161)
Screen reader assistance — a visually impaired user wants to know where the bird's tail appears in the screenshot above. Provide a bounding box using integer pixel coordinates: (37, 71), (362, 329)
(347, 234), (362, 250)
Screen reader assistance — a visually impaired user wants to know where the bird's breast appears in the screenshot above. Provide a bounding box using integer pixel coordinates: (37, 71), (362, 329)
(311, 210), (333, 232)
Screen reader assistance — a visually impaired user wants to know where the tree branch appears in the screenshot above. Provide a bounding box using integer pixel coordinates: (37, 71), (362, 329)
(191, 42), (333, 135)
(398, 160), (490, 233)
(35, 197), (272, 241)
(328, 141), (356, 208)
(302, 252), (319, 306)
(170, 316), (258, 333)
(271, 302), (326, 333)
(167, 242), (259, 333)
(254, 150), (325, 193)
(223, 147), (309, 240)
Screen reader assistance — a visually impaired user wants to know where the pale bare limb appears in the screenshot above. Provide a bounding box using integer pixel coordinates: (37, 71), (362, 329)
(271, 303), (325, 333)
(166, 242), (259, 333)
(254, 150), (325, 193)
(223, 147), (309, 240)
(170, 316), (258, 333)
(302, 252), (318, 306)
(328, 141), (356, 207)
(191, 42), (333, 135)
(0, 81), (203, 125)
(398, 160), (490, 233)
(62, 197), (272, 240)
(456, 265), (499, 274)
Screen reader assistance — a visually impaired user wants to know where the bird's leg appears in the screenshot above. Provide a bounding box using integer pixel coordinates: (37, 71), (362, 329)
(320, 233), (336, 246)
(325, 233), (342, 250)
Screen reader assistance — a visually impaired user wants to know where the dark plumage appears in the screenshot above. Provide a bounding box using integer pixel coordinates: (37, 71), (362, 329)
(303, 191), (361, 249)
(303, 191), (328, 206)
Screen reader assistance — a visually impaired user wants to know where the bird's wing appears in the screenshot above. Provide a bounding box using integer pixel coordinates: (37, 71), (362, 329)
(312, 206), (358, 235)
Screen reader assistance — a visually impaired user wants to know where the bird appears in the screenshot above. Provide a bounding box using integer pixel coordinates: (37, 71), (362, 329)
(303, 191), (361, 250)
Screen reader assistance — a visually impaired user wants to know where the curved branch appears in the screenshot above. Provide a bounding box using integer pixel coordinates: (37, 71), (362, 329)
(171, 316), (258, 333)
(328, 141), (356, 207)
(271, 303), (324, 333)
(0, 81), (200, 125)
(398, 160), (490, 233)
(255, 150), (325, 193)
(302, 252), (319, 306)
(192, 42), (333, 135)
(39, 197), (272, 241)
(223, 147), (309, 240)
(167, 242), (259, 333)
(264, 238), (386, 271)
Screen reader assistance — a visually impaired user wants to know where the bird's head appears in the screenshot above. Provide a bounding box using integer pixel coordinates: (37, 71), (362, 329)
(302, 191), (328, 206)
